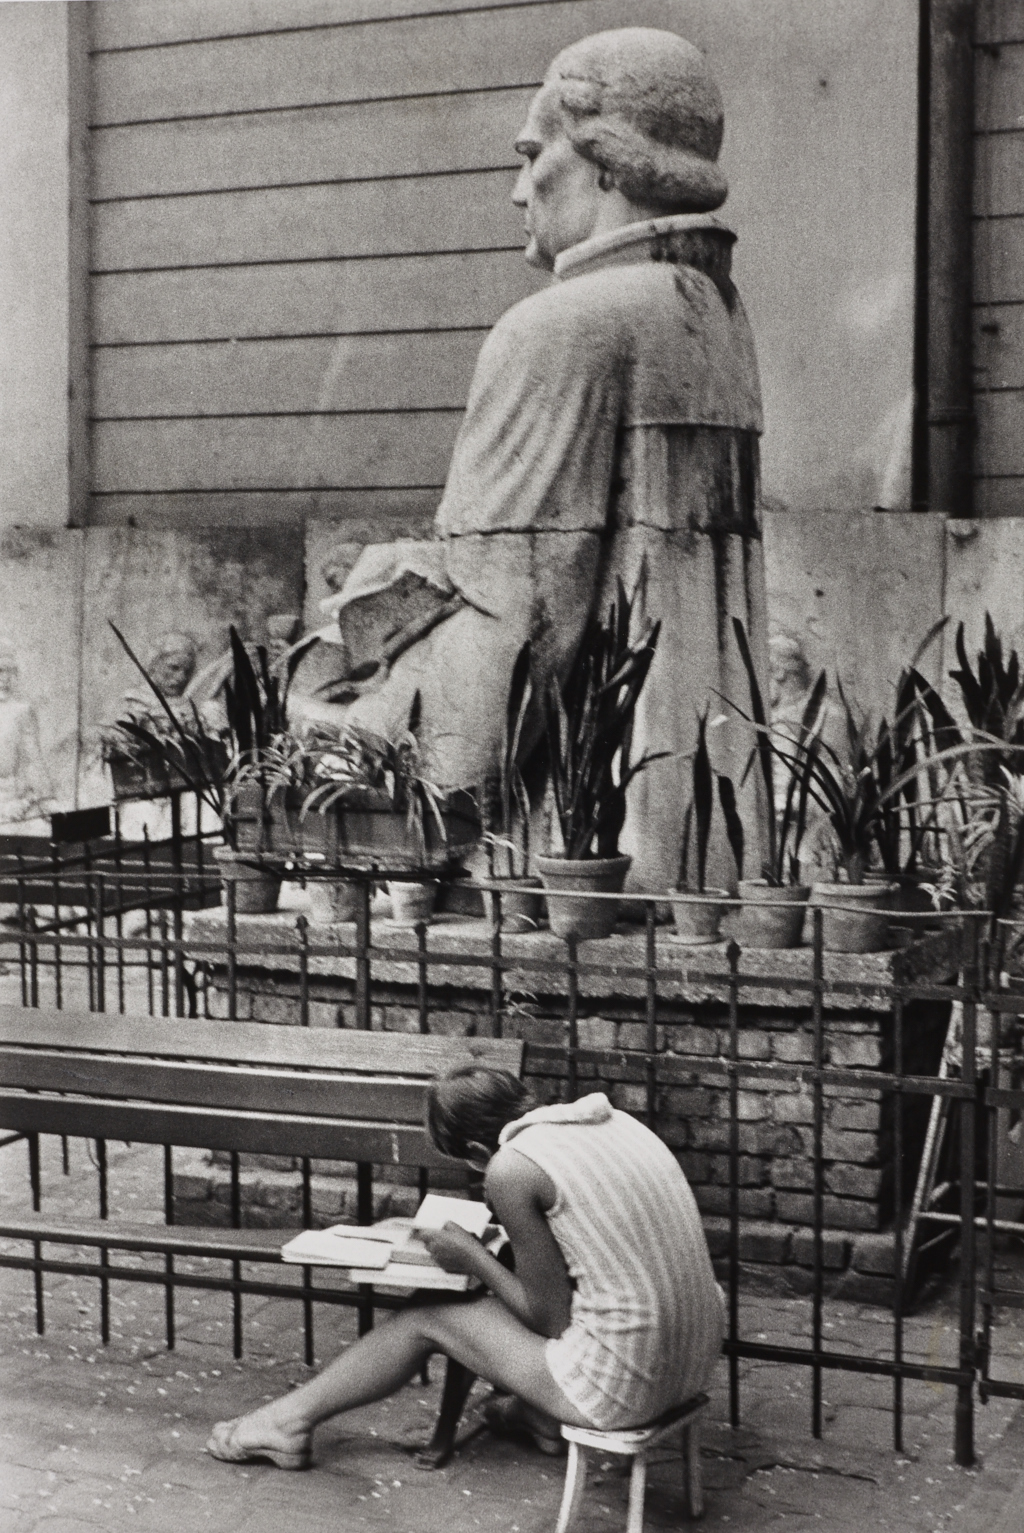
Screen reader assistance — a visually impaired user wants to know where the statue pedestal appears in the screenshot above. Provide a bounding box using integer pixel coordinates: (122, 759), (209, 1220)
(181, 897), (957, 1303)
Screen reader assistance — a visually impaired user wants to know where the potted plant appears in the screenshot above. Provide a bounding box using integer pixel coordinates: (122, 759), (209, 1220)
(101, 707), (228, 804)
(668, 709), (733, 944)
(481, 641), (544, 933)
(947, 614), (1024, 786)
(298, 693), (478, 875)
(725, 618), (816, 948)
(110, 623), (300, 913)
(537, 579), (666, 941)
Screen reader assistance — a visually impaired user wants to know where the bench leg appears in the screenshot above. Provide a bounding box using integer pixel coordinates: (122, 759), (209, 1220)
(414, 1357), (476, 1470)
(682, 1422), (704, 1520)
(627, 1452), (648, 1533)
(554, 1441), (589, 1533)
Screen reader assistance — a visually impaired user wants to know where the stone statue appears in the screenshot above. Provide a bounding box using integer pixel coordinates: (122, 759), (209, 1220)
(0, 644), (55, 827)
(121, 631), (199, 722)
(291, 27), (769, 890)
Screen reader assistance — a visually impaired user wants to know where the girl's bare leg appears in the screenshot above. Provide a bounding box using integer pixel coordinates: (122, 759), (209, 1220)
(207, 1296), (591, 1464)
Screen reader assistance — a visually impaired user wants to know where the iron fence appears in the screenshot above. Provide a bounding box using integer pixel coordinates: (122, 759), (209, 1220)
(0, 828), (1022, 1471)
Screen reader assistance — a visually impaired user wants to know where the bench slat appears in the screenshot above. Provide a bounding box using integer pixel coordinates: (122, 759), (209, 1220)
(0, 1049), (434, 1123)
(0, 1004), (523, 1076)
(0, 1092), (452, 1165)
(0, 1217), (288, 1260)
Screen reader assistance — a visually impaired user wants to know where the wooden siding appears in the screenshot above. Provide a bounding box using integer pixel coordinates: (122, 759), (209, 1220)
(974, 21), (1024, 516)
(87, 0), (690, 528)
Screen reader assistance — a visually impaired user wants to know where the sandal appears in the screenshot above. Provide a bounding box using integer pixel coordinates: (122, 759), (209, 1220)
(483, 1393), (566, 1457)
(206, 1417), (312, 1471)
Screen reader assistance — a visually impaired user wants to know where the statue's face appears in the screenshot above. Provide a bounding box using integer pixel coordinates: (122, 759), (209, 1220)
(513, 86), (603, 271)
(149, 647), (195, 698)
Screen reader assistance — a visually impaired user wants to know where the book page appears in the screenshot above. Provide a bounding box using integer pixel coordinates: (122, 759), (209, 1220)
(412, 1193), (491, 1239)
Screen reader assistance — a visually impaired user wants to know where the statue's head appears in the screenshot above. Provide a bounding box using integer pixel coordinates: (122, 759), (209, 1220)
(514, 28), (727, 270)
(147, 632), (198, 698)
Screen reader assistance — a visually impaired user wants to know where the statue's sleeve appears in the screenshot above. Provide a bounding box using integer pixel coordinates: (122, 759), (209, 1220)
(435, 282), (626, 537)
(336, 284), (619, 783)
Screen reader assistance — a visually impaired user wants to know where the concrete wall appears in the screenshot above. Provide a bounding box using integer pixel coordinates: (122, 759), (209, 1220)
(0, 508), (1014, 831)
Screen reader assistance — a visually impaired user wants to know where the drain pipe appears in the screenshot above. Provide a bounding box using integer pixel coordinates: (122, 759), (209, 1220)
(923, 0), (975, 516)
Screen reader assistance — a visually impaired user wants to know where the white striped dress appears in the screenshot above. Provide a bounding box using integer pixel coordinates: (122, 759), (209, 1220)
(498, 1093), (724, 1430)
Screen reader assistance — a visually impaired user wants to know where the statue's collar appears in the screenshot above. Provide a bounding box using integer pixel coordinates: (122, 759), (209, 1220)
(554, 213), (736, 282)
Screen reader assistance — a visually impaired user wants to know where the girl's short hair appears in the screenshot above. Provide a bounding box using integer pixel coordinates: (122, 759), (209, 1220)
(426, 1066), (534, 1160)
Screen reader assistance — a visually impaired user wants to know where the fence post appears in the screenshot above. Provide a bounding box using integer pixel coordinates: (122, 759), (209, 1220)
(955, 914), (980, 1467)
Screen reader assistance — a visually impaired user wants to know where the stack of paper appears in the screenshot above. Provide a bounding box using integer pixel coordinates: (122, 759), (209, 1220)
(280, 1223), (401, 1268)
(281, 1197), (496, 1293)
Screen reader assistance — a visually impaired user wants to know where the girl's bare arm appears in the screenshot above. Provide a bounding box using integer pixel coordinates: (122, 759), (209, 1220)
(419, 1149), (572, 1338)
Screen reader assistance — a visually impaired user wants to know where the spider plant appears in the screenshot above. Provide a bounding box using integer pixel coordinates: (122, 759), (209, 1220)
(110, 623), (308, 844)
(922, 770), (1024, 931)
(544, 579), (667, 860)
(300, 691), (450, 856)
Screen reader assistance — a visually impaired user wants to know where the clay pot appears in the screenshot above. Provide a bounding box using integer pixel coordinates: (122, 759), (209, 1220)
(735, 880), (810, 950)
(668, 887), (729, 945)
(387, 880), (438, 927)
(487, 876), (545, 934)
(214, 846), (281, 915)
(306, 879), (359, 924)
(807, 881), (898, 953)
(536, 855), (631, 942)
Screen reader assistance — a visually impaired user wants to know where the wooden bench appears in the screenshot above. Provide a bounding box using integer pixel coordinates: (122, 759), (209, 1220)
(0, 1003), (522, 1369)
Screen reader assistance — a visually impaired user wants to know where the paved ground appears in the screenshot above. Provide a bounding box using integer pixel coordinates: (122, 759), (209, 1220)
(4, 1138), (1024, 1532)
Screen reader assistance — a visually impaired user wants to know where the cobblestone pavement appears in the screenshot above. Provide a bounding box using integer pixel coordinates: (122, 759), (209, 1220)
(3, 1140), (1024, 1532)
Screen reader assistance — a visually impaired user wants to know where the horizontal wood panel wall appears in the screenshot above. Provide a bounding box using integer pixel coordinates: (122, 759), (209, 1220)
(88, 0), (692, 529)
(974, 12), (1024, 515)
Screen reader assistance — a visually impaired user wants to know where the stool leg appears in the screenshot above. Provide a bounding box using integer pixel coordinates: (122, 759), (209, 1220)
(682, 1422), (704, 1520)
(626, 1452), (647, 1533)
(554, 1441), (589, 1533)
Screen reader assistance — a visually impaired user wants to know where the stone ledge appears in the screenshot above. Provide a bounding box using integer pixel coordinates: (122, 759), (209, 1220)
(187, 893), (959, 1012)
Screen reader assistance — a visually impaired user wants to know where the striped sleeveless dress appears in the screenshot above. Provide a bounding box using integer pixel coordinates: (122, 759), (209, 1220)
(498, 1093), (724, 1430)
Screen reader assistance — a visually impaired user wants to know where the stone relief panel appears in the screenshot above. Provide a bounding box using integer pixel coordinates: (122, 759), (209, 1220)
(0, 528), (83, 830)
(944, 519), (1024, 667)
(78, 527), (303, 818)
(763, 510), (947, 726)
(304, 509), (434, 636)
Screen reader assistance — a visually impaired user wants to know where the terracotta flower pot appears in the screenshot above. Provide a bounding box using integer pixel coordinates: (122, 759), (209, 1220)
(536, 855), (631, 942)
(387, 880), (438, 927)
(735, 880), (810, 950)
(214, 846), (281, 915)
(668, 887), (729, 945)
(807, 881), (898, 953)
(486, 876), (545, 934)
(306, 879), (359, 924)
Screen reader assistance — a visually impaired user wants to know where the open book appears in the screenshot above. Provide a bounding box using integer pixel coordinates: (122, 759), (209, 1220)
(280, 1194), (498, 1292)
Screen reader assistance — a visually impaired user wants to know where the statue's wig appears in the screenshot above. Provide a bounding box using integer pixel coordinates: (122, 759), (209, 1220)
(545, 28), (727, 214)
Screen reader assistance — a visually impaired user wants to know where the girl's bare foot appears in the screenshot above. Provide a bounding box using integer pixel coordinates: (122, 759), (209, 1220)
(206, 1402), (313, 1470)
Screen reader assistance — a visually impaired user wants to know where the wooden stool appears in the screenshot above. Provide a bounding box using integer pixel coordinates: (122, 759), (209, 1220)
(555, 1394), (708, 1533)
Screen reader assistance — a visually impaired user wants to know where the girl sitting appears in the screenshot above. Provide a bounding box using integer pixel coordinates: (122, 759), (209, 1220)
(207, 1066), (724, 1468)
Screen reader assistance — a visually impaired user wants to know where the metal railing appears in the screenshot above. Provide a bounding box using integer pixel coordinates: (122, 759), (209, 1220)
(1, 842), (1022, 1470)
